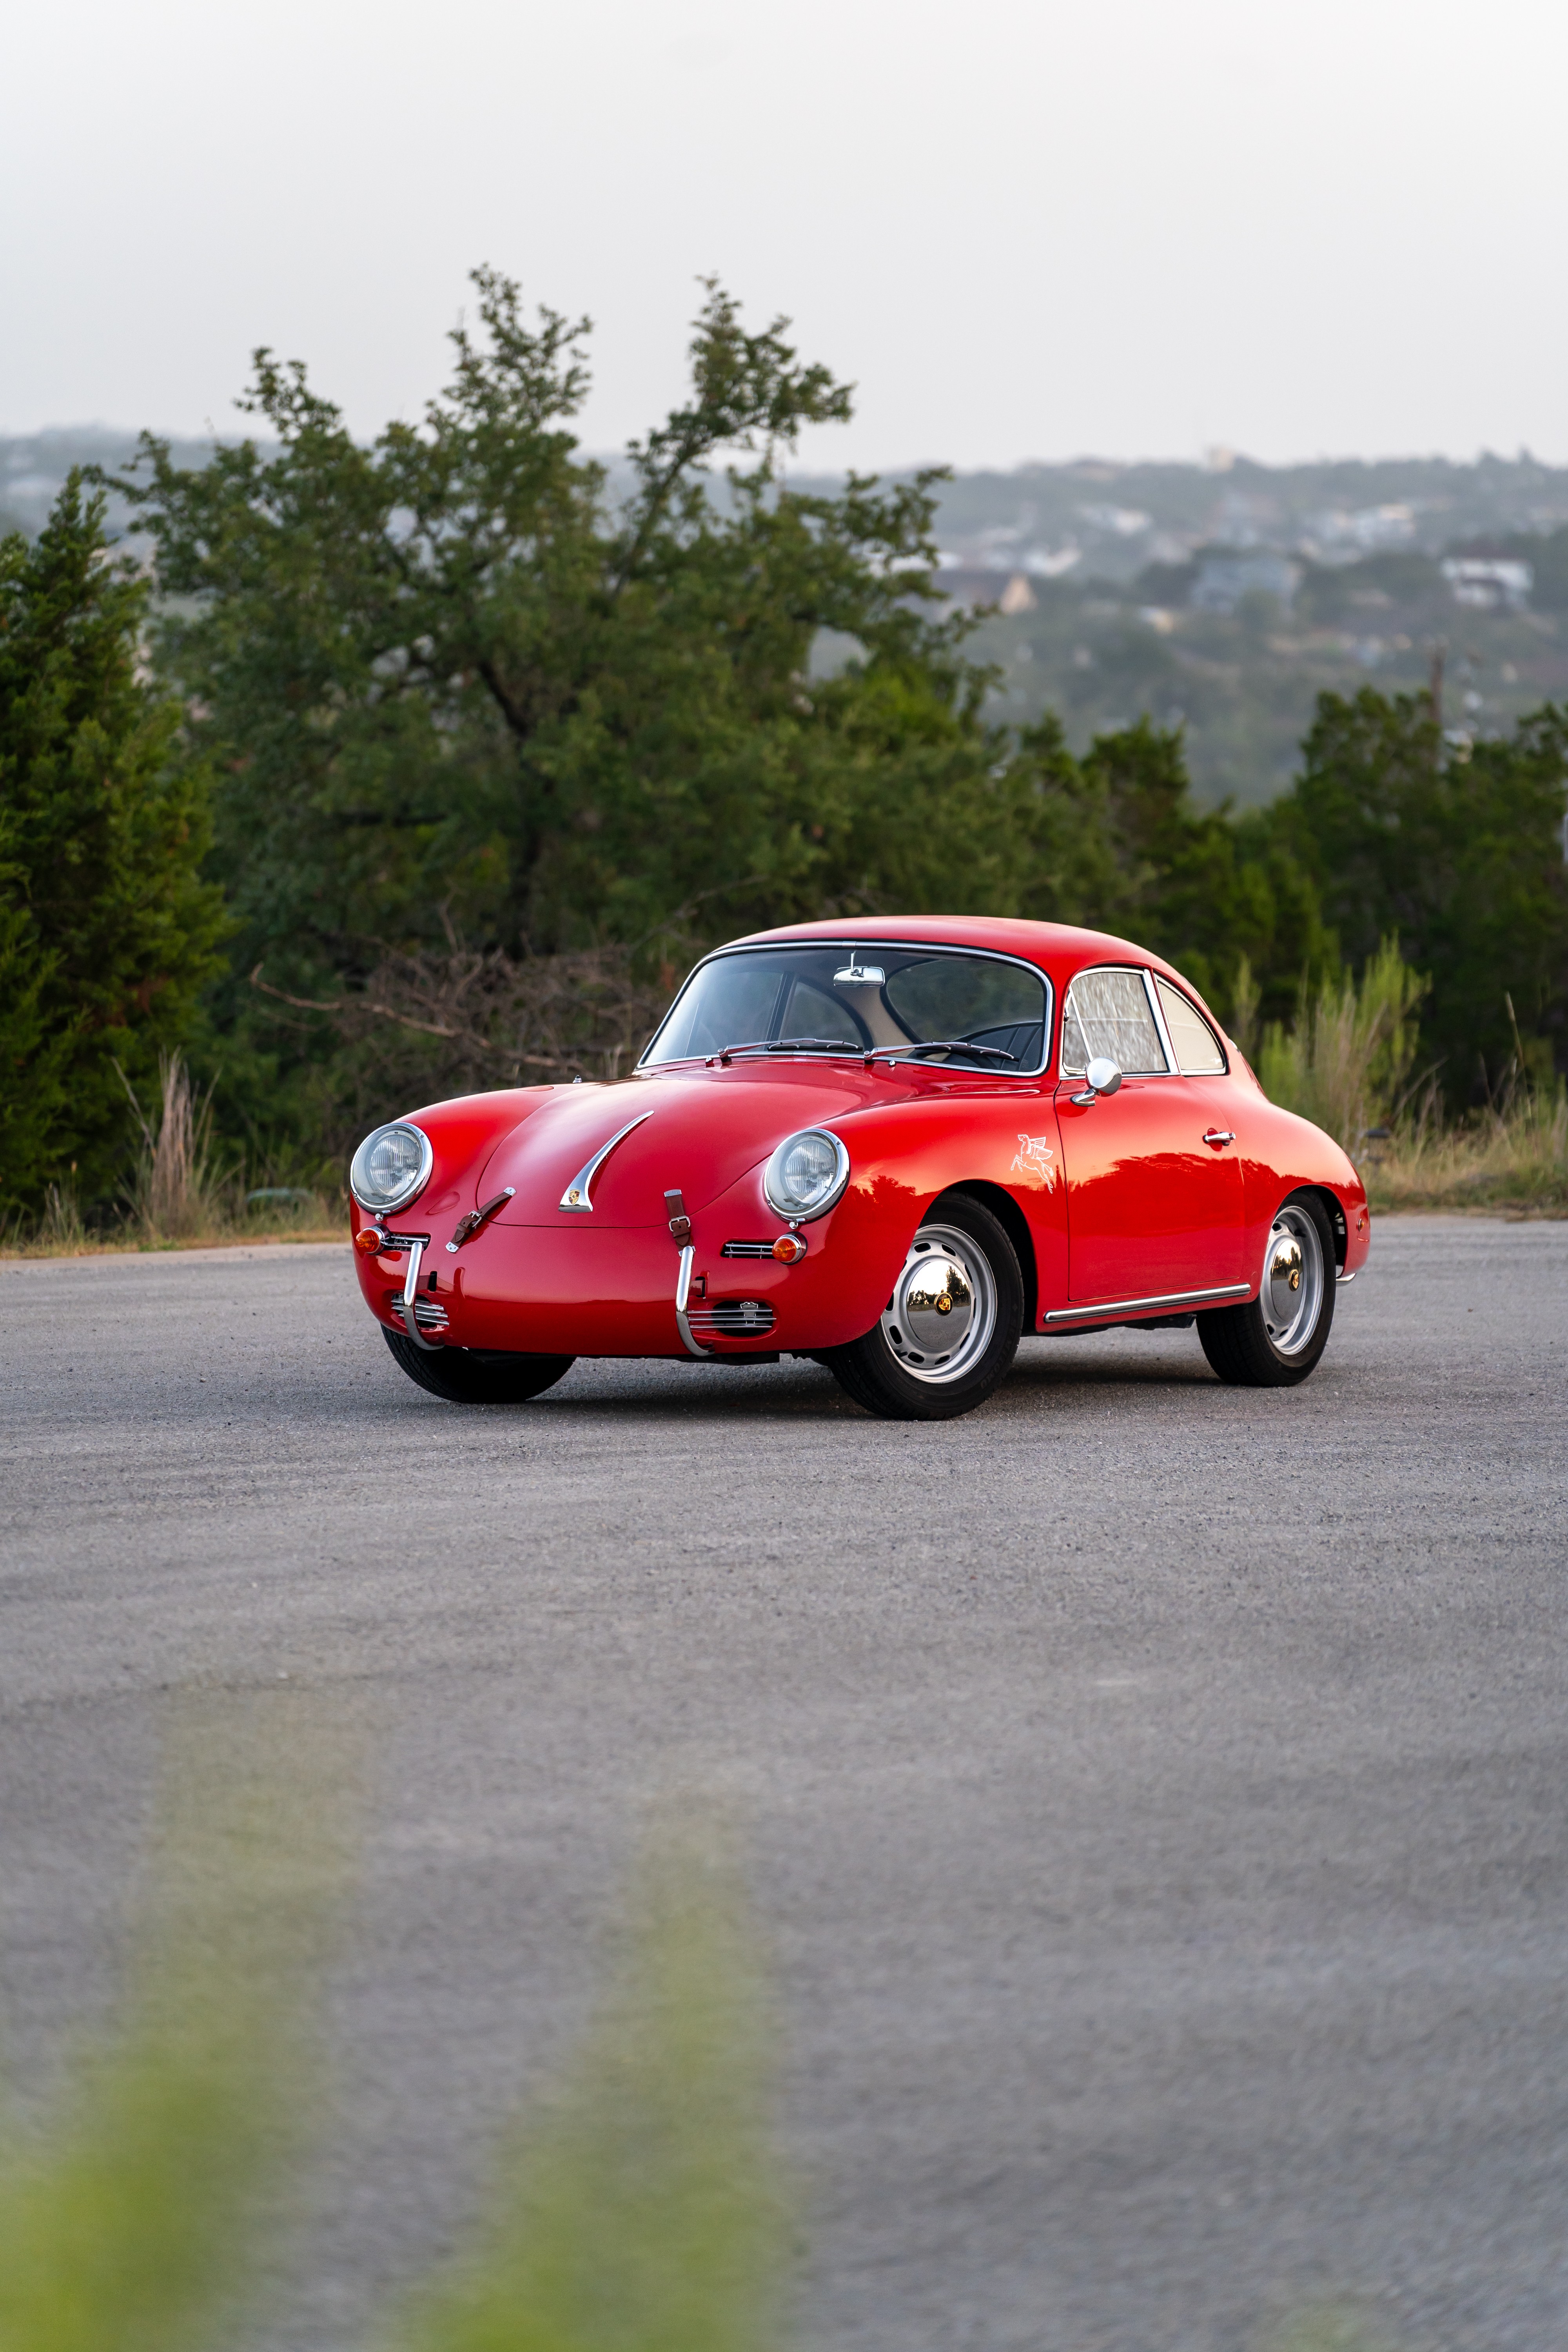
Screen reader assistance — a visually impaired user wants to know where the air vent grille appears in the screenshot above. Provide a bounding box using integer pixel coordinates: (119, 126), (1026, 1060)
(685, 1298), (776, 1340)
(412, 1296), (450, 1331)
(721, 1239), (777, 1258)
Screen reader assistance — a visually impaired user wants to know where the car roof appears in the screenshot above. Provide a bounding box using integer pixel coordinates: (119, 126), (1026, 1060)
(725, 915), (1212, 1006)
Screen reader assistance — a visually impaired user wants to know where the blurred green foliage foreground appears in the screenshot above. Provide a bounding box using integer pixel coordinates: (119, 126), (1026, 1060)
(0, 1704), (1401, 2352)
(0, 1706), (786, 2352)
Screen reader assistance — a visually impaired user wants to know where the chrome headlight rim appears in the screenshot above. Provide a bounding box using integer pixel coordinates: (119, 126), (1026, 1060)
(349, 1120), (434, 1216)
(761, 1127), (851, 1223)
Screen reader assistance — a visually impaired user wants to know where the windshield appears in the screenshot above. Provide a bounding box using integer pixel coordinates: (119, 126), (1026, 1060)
(642, 944), (1050, 1072)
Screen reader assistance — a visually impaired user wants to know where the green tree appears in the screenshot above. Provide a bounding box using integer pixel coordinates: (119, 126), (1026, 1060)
(0, 475), (227, 1210)
(1276, 686), (1568, 1093)
(118, 274), (1020, 989)
(1003, 715), (1326, 1026)
(113, 274), (1327, 1141)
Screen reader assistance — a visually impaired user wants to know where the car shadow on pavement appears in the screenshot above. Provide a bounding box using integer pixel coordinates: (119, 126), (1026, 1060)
(471, 1336), (1223, 1425)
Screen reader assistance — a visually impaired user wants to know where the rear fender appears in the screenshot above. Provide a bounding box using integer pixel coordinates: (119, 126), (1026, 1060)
(1239, 1101), (1370, 1278)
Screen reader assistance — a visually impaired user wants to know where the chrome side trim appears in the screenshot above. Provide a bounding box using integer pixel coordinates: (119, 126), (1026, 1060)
(1044, 1279), (1250, 1327)
(397, 1237), (444, 1351)
(559, 1113), (653, 1212)
(675, 1243), (713, 1357)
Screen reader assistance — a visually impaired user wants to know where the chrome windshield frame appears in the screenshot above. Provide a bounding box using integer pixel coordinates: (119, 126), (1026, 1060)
(637, 940), (1056, 1079)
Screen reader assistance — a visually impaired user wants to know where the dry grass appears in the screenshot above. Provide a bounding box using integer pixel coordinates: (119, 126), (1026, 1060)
(1246, 941), (1568, 1218)
(3, 1057), (345, 1258)
(1363, 1083), (1568, 1215)
(1254, 940), (1425, 1157)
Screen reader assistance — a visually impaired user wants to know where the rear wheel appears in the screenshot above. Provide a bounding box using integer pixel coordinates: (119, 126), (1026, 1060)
(822, 1193), (1023, 1422)
(383, 1327), (575, 1403)
(1197, 1190), (1336, 1388)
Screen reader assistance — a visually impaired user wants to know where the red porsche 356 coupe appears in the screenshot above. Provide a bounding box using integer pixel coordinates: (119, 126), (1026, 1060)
(348, 917), (1369, 1421)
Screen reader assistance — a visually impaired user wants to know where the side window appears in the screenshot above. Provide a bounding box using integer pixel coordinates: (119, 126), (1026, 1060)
(1060, 967), (1169, 1076)
(1154, 978), (1227, 1074)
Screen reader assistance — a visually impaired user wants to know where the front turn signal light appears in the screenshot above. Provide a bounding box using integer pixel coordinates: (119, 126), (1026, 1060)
(355, 1226), (384, 1255)
(772, 1234), (807, 1264)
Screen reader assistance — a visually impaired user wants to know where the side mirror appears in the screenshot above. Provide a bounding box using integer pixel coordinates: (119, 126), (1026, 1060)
(1071, 1055), (1124, 1103)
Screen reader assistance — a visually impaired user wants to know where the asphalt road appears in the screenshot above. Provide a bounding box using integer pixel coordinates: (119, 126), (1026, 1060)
(2, 1219), (1566, 2352)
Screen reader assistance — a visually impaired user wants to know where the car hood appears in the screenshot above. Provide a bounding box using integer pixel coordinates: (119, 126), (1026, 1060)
(477, 1071), (869, 1225)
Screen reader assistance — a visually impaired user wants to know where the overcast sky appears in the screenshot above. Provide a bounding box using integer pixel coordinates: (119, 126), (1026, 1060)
(4, 0), (1564, 471)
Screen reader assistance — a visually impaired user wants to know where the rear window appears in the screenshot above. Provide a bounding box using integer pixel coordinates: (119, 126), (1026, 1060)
(1154, 978), (1227, 1073)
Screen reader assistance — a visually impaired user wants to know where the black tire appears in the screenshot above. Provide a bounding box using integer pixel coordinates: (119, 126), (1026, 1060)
(383, 1326), (575, 1403)
(1198, 1189), (1337, 1388)
(821, 1192), (1024, 1422)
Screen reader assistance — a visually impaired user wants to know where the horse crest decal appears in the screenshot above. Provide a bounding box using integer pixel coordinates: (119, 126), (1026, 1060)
(1010, 1133), (1056, 1189)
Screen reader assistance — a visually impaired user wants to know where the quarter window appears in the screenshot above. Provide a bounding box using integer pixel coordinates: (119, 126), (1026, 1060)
(1060, 968), (1169, 1076)
(1154, 978), (1227, 1074)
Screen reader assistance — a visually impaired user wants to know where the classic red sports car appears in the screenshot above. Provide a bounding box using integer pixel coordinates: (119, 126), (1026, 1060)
(348, 916), (1370, 1421)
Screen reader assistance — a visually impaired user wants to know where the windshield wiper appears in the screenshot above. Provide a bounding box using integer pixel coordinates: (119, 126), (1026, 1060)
(866, 1037), (1018, 1067)
(708, 1036), (866, 1066)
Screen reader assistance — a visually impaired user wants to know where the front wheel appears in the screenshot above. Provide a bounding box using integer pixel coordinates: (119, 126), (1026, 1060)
(383, 1327), (575, 1403)
(1197, 1191), (1336, 1388)
(821, 1193), (1024, 1422)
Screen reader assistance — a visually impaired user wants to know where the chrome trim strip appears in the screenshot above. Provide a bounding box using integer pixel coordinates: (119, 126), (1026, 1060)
(1336, 1267), (1356, 1284)
(674, 1243), (713, 1357)
(397, 1237), (444, 1351)
(1044, 1280), (1250, 1327)
(559, 1112), (653, 1212)
(637, 940), (1054, 1079)
(1142, 965), (1179, 1074)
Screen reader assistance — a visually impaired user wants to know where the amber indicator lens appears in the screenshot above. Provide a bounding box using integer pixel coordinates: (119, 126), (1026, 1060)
(354, 1227), (383, 1255)
(773, 1234), (807, 1263)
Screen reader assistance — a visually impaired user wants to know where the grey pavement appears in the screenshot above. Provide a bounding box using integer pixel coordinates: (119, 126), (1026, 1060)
(1, 1219), (1566, 2352)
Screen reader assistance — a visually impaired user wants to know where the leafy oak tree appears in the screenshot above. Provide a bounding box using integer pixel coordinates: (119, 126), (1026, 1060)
(0, 476), (227, 1209)
(119, 275), (1033, 975)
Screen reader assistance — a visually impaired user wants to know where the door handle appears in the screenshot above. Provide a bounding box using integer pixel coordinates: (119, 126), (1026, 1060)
(1203, 1128), (1236, 1147)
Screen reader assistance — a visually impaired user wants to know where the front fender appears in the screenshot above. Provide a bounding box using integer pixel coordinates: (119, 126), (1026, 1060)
(696, 1091), (1068, 1346)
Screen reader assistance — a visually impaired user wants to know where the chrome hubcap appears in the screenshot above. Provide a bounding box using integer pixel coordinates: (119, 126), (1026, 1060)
(1262, 1206), (1324, 1354)
(882, 1221), (997, 1385)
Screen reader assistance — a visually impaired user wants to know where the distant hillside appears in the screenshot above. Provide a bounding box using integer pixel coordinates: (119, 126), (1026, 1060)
(9, 434), (1568, 807)
(793, 451), (1568, 808)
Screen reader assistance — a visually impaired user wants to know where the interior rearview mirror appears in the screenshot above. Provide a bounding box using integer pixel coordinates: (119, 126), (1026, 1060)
(834, 963), (885, 988)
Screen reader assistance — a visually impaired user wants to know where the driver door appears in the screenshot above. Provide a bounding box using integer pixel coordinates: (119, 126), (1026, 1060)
(1054, 965), (1245, 1301)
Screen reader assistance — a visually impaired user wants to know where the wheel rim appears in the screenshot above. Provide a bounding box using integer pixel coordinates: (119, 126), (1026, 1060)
(880, 1220), (998, 1385)
(1261, 1205), (1325, 1355)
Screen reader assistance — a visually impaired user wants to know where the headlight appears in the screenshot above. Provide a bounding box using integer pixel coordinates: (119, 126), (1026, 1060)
(762, 1128), (850, 1222)
(349, 1121), (433, 1214)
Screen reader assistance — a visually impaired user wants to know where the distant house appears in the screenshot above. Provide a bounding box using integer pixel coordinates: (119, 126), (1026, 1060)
(1310, 504), (1417, 554)
(1440, 557), (1533, 612)
(1190, 552), (1300, 615)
